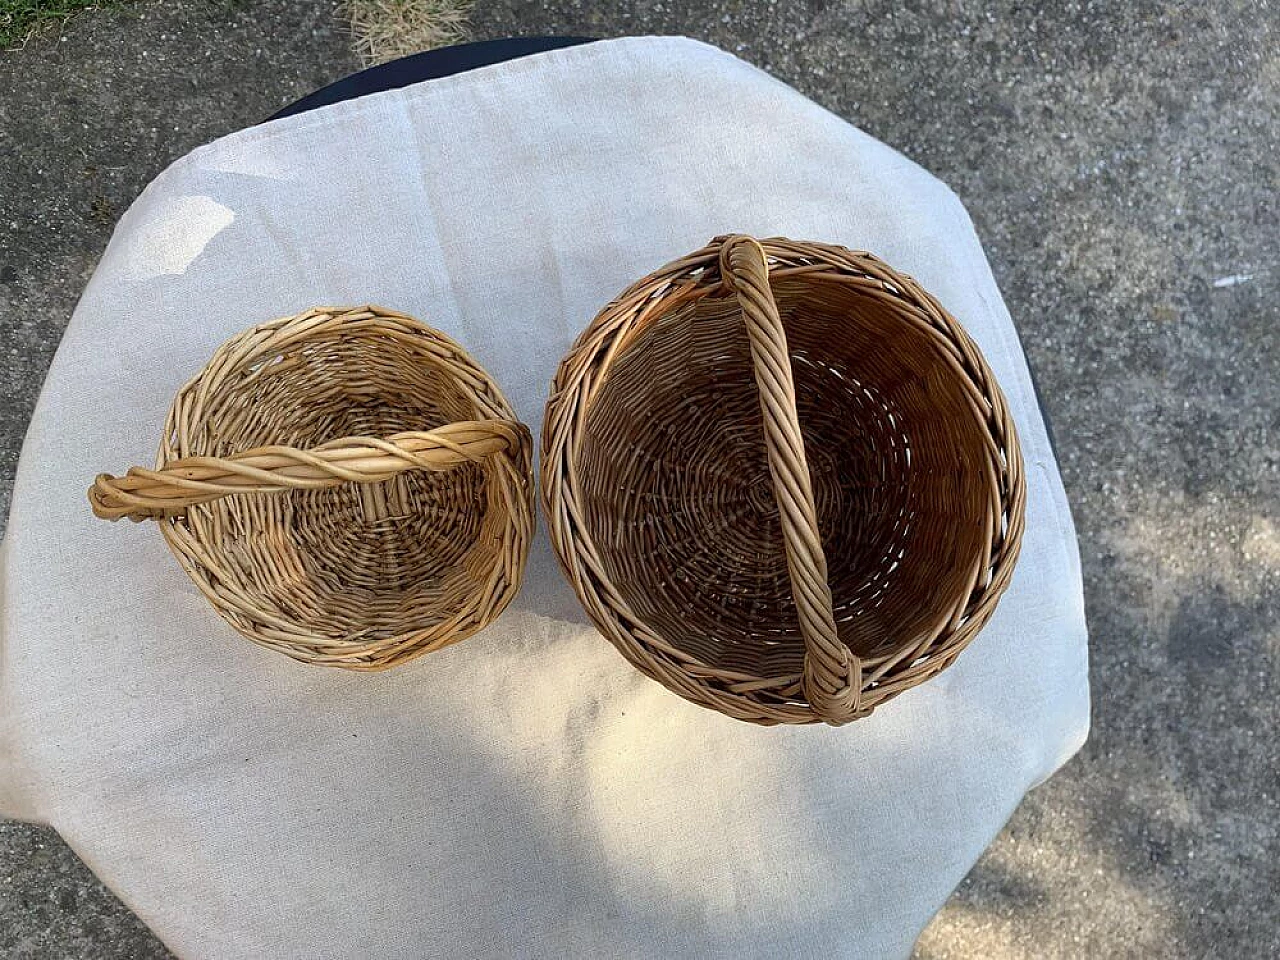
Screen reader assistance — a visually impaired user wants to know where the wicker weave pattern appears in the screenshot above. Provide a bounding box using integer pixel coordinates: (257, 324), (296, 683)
(722, 236), (862, 721)
(92, 306), (534, 669)
(543, 236), (1026, 725)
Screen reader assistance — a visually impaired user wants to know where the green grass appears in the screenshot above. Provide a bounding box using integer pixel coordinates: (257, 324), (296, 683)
(0, 0), (137, 48)
(2, 0), (472, 59)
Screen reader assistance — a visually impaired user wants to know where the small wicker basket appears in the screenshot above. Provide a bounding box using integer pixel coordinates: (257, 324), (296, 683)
(91, 306), (534, 669)
(543, 236), (1026, 725)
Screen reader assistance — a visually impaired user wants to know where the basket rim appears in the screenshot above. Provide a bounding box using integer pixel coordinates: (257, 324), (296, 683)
(541, 237), (1027, 724)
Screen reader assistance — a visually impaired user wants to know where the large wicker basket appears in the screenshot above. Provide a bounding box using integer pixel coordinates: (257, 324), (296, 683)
(91, 306), (534, 669)
(543, 236), (1026, 725)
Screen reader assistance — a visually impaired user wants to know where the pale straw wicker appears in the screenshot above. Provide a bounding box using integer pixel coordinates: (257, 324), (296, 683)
(91, 306), (534, 669)
(543, 236), (1026, 725)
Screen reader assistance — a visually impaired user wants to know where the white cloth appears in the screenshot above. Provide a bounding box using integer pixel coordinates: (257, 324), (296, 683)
(0, 37), (1089, 959)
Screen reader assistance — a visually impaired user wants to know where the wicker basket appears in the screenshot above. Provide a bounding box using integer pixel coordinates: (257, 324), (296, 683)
(543, 236), (1026, 725)
(91, 306), (534, 669)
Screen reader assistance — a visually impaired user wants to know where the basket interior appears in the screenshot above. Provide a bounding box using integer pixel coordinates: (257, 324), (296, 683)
(174, 330), (506, 640)
(577, 276), (995, 680)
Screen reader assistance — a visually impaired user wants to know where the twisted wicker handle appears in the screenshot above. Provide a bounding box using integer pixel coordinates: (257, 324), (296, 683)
(719, 235), (864, 725)
(90, 420), (528, 521)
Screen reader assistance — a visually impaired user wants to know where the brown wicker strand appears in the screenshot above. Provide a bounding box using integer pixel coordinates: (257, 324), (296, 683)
(720, 236), (862, 725)
(90, 421), (526, 521)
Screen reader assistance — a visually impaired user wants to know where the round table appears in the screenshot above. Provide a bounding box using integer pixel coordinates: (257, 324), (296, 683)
(0, 36), (1089, 959)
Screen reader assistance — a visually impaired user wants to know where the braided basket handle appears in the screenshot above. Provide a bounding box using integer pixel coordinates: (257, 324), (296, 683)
(718, 235), (864, 725)
(90, 420), (528, 522)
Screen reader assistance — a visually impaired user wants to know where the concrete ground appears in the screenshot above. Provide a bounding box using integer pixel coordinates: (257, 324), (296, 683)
(1, 1), (1276, 957)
